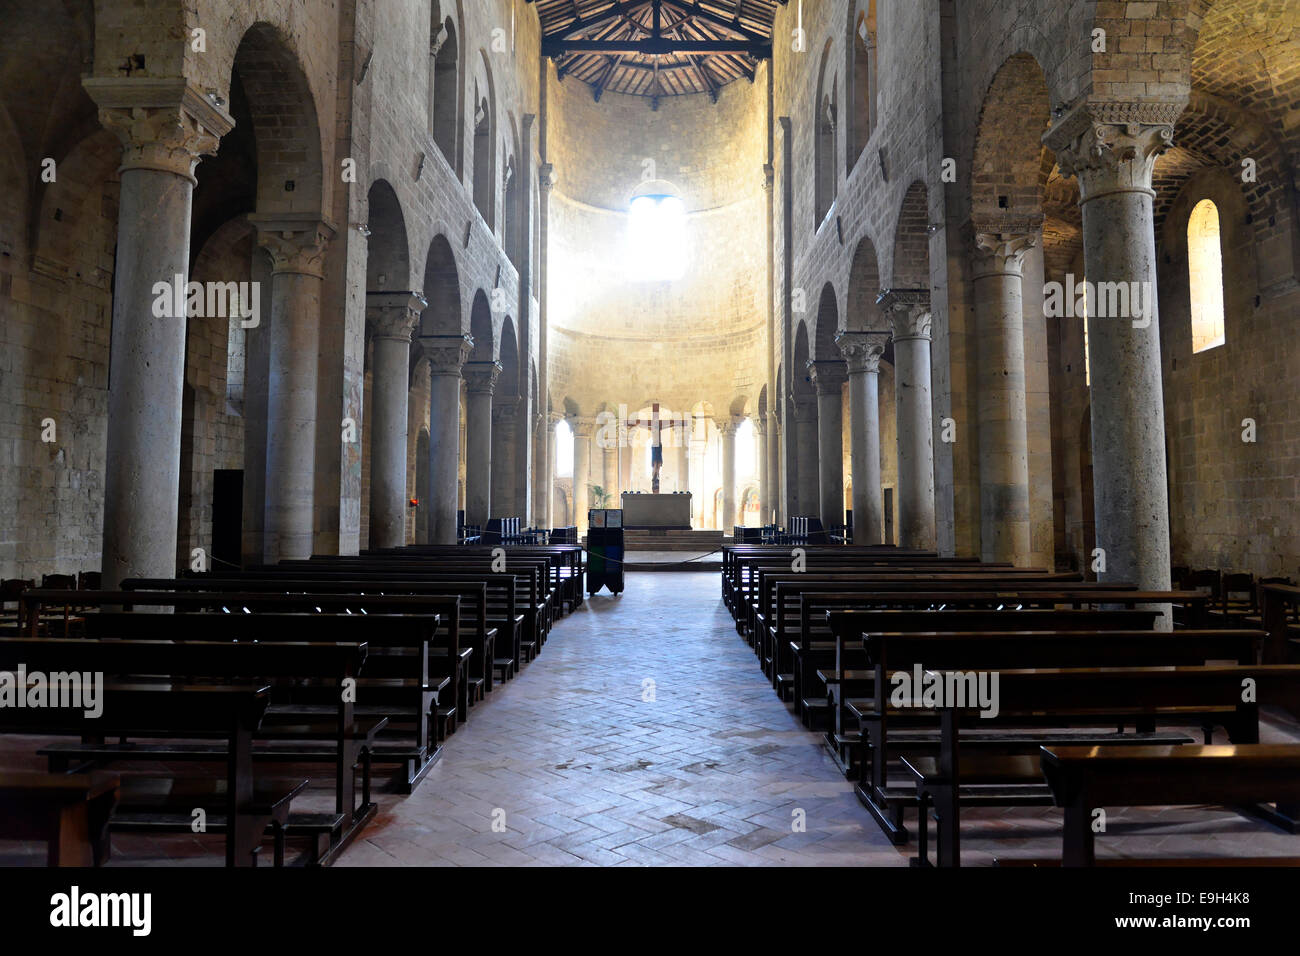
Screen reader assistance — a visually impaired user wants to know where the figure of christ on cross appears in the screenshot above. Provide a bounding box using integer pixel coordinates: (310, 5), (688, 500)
(623, 402), (689, 494)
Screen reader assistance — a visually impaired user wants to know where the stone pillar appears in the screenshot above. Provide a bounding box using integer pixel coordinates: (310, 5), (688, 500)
(972, 228), (1037, 566)
(690, 421), (707, 528)
(792, 397), (819, 517)
(365, 292), (425, 550)
(879, 289), (936, 551)
(571, 417), (593, 535)
(719, 419), (737, 533)
(462, 361), (501, 527)
(254, 217), (336, 563)
(767, 412), (782, 526)
(808, 360), (849, 534)
(676, 435), (689, 496)
(419, 334), (471, 544)
(838, 331), (890, 545)
(1046, 103), (1177, 597)
(532, 412), (545, 526)
(491, 399), (519, 518)
(754, 416), (769, 525)
(545, 413), (560, 529)
(84, 80), (230, 586)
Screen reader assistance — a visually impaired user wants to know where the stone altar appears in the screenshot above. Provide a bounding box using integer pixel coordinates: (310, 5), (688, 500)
(620, 492), (692, 529)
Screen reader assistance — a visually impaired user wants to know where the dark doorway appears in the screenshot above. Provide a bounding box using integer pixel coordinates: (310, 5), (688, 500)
(212, 470), (244, 571)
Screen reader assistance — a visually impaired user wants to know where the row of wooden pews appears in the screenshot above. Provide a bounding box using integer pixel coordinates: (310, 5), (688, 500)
(1, 542), (583, 867)
(721, 543), (1300, 866)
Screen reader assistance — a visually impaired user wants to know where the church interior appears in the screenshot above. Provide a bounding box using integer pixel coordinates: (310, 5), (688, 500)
(2, 0), (1300, 883)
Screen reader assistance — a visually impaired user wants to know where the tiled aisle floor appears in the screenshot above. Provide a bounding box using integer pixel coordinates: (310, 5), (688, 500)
(338, 572), (901, 866)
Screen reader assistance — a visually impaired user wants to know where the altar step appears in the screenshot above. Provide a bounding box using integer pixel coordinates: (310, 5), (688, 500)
(618, 530), (725, 552)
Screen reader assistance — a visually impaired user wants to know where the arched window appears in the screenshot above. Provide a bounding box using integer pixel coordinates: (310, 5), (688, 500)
(555, 419), (574, 477)
(626, 179), (687, 281)
(814, 41), (838, 228)
(850, 2), (877, 170)
(472, 84), (495, 226)
(429, 17), (458, 168)
(1188, 199), (1226, 353)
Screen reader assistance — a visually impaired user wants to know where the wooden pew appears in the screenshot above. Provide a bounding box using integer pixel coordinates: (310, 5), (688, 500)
(119, 578), (492, 708)
(903, 660), (1300, 865)
(1040, 744), (1300, 865)
(1, 635), (380, 864)
(0, 771), (119, 866)
(74, 611), (442, 793)
(0, 679), (288, 866)
(843, 626), (1258, 848)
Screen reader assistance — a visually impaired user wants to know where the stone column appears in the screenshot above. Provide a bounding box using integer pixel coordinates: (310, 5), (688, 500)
(767, 412), (782, 526)
(84, 80), (230, 586)
(532, 412), (545, 526)
(571, 417), (593, 535)
(491, 399), (519, 518)
(545, 413), (560, 529)
(792, 397), (819, 517)
(1046, 103), (1178, 597)
(254, 217), (336, 563)
(462, 361), (501, 527)
(689, 421), (708, 528)
(972, 227), (1037, 566)
(838, 331), (890, 545)
(676, 435), (689, 496)
(365, 292), (425, 550)
(754, 416), (769, 525)
(808, 360), (849, 534)
(879, 289), (936, 550)
(719, 419), (738, 533)
(419, 334), (471, 544)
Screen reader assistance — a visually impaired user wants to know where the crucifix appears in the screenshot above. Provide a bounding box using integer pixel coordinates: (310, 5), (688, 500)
(623, 402), (686, 493)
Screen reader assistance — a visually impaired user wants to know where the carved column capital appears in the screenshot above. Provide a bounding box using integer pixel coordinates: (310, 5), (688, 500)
(1043, 101), (1181, 202)
(807, 359), (849, 395)
(836, 330), (890, 374)
(419, 333), (473, 376)
(366, 292), (426, 341)
(539, 163), (557, 194)
(717, 418), (740, 438)
(570, 416), (594, 439)
(462, 360), (502, 395)
(762, 163), (775, 192)
(973, 226), (1040, 279)
(251, 215), (336, 279)
(83, 77), (233, 183)
(877, 289), (932, 341)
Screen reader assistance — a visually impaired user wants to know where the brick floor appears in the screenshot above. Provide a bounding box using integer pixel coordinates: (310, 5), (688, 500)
(337, 572), (903, 866)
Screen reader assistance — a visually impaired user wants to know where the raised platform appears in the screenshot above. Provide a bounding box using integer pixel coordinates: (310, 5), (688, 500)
(580, 529), (725, 571)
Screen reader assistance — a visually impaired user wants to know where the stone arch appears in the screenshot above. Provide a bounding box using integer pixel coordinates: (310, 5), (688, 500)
(813, 282), (841, 360)
(972, 52), (1053, 227)
(846, 235), (885, 331)
(365, 179), (411, 292)
(419, 234), (462, 336)
(231, 22), (325, 220)
(497, 315), (520, 399)
(468, 290), (495, 361)
(791, 322), (812, 400)
(891, 180), (930, 288)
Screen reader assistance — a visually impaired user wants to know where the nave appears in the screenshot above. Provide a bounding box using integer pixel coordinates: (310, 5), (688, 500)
(338, 573), (888, 867)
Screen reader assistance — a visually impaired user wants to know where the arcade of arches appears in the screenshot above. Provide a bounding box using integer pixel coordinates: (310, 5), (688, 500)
(4, 0), (1298, 591)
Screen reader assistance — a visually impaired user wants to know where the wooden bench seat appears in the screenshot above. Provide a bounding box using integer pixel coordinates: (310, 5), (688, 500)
(0, 771), (119, 866)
